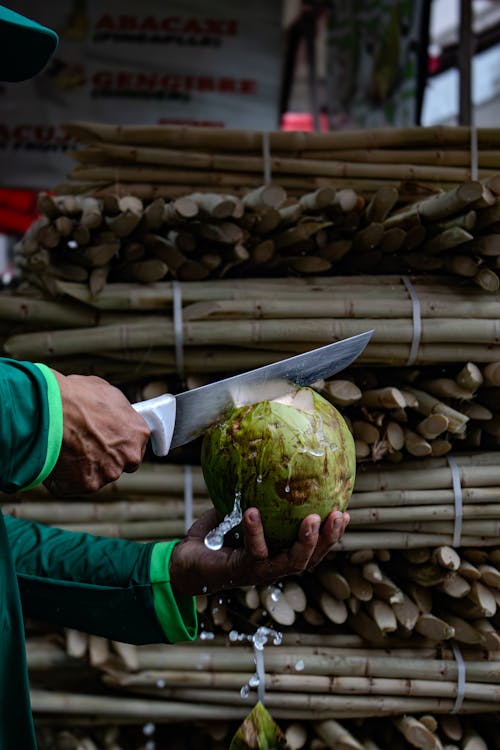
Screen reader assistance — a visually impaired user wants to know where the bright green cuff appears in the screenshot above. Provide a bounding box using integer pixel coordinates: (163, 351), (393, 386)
(22, 363), (63, 490)
(150, 540), (198, 643)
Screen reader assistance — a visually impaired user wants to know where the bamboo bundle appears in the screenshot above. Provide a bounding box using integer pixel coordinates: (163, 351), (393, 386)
(3, 276), (500, 372)
(14, 176), (500, 293)
(4, 451), (500, 547)
(25, 636), (500, 722)
(58, 122), (500, 193)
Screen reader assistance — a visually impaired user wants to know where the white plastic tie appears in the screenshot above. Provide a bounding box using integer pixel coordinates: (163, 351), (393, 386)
(447, 456), (463, 548)
(470, 124), (478, 182)
(402, 275), (422, 366)
(262, 131), (272, 185)
(451, 641), (466, 713)
(184, 464), (193, 534)
(172, 280), (185, 381)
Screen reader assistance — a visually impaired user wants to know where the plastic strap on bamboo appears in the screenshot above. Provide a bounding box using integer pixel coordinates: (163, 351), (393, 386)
(262, 131), (272, 185)
(470, 124), (478, 181)
(172, 280), (185, 381)
(184, 464), (193, 534)
(253, 642), (266, 703)
(451, 641), (466, 713)
(447, 455), (463, 548)
(401, 275), (422, 366)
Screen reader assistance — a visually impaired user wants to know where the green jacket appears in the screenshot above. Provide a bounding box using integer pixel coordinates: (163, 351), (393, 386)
(0, 358), (198, 749)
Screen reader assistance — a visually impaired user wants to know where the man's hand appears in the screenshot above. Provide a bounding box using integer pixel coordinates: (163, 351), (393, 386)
(45, 371), (150, 495)
(169, 507), (350, 597)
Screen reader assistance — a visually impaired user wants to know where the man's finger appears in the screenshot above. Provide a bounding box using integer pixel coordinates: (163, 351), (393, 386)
(285, 514), (321, 572)
(242, 508), (268, 560)
(187, 508), (221, 538)
(309, 510), (349, 568)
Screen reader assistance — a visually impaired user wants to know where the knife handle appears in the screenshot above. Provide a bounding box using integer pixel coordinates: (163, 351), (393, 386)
(132, 393), (176, 456)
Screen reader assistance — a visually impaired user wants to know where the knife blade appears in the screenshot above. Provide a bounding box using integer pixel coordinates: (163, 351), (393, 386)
(133, 329), (373, 455)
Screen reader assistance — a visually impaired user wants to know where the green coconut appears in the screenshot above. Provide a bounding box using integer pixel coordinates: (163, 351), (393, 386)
(201, 386), (355, 551)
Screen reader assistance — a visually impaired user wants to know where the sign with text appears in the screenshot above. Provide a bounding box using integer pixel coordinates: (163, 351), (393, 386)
(1, 1), (283, 189)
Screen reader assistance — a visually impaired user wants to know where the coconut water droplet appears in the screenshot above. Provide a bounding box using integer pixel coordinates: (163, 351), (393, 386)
(156, 679), (166, 688)
(204, 491), (243, 550)
(200, 631), (215, 640)
(295, 659), (305, 671)
(240, 684), (250, 699)
(256, 474), (263, 483)
(143, 722), (156, 737)
(249, 674), (260, 687)
(284, 484), (290, 493)
(270, 588), (281, 603)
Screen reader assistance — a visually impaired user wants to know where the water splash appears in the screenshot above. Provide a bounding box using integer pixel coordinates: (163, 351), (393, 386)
(204, 491), (243, 550)
(228, 625), (283, 703)
(270, 588), (281, 603)
(200, 631), (215, 641)
(240, 684), (250, 699)
(253, 625), (282, 651)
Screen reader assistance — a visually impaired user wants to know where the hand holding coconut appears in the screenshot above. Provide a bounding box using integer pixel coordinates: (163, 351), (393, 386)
(169, 505), (349, 597)
(170, 387), (354, 596)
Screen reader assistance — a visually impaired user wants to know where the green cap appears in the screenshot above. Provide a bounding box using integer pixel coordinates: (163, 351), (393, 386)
(0, 5), (58, 82)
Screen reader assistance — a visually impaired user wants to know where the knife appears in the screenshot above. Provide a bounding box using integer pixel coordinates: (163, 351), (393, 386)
(132, 329), (373, 456)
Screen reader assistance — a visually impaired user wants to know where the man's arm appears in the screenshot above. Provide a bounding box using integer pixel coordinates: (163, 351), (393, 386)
(5, 514), (197, 645)
(0, 358), (150, 495)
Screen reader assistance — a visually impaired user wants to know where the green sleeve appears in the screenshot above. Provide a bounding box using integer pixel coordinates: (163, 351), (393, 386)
(150, 541), (197, 643)
(5, 515), (197, 645)
(0, 358), (62, 492)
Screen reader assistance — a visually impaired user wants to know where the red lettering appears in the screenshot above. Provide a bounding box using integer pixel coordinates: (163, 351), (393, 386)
(95, 14), (238, 36)
(95, 14), (114, 31)
(91, 72), (258, 95)
(160, 75), (182, 92)
(161, 16), (181, 32)
(136, 73), (159, 90)
(183, 18), (204, 34)
(92, 71), (114, 89)
(197, 77), (215, 92)
(140, 16), (158, 32)
(13, 125), (32, 141)
(34, 126), (56, 142)
(205, 19), (237, 35)
(116, 72), (134, 89)
(240, 79), (257, 95)
(218, 78), (236, 93)
(118, 15), (138, 31)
